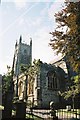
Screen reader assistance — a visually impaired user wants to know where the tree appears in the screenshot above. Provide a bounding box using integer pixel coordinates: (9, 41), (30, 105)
(2, 66), (14, 118)
(20, 59), (41, 100)
(2, 67), (13, 95)
(50, 1), (80, 96)
(20, 64), (30, 101)
(20, 59), (41, 79)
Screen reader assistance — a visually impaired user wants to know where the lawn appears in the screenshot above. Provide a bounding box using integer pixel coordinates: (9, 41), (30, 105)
(26, 113), (43, 120)
(0, 105), (43, 120)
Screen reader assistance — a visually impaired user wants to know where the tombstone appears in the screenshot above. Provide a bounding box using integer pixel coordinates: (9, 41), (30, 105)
(66, 105), (71, 111)
(50, 101), (58, 120)
(14, 100), (26, 118)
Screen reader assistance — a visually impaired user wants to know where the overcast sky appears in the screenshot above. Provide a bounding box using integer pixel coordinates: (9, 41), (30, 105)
(0, 0), (64, 74)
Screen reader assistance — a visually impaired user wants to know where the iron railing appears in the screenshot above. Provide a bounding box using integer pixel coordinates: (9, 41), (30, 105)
(26, 108), (80, 120)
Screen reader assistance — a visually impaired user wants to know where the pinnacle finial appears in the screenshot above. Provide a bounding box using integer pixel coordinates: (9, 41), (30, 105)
(15, 40), (18, 47)
(19, 35), (22, 43)
(30, 37), (32, 45)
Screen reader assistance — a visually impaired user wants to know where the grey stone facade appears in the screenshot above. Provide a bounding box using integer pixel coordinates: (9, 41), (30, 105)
(27, 62), (66, 108)
(12, 36), (66, 109)
(12, 36), (32, 76)
(13, 61), (66, 108)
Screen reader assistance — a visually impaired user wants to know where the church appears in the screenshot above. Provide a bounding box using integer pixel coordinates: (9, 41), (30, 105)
(12, 36), (66, 108)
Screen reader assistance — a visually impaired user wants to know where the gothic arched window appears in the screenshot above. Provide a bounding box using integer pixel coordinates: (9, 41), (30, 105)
(47, 71), (57, 90)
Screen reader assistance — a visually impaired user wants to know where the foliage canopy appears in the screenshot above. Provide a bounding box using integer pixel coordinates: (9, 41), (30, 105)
(50, 1), (80, 96)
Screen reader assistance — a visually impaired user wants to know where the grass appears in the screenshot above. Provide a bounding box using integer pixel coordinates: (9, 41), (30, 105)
(12, 109), (43, 120)
(56, 109), (80, 116)
(26, 113), (43, 120)
(0, 104), (43, 120)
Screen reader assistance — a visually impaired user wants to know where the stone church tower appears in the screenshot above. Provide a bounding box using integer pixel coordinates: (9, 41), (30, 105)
(12, 35), (32, 76)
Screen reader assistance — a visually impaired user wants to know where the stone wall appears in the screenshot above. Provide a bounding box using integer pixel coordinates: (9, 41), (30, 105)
(40, 66), (59, 108)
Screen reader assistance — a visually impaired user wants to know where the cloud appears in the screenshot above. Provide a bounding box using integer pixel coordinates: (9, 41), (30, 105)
(18, 18), (24, 25)
(32, 26), (55, 63)
(14, 0), (27, 9)
(0, 3), (38, 37)
(40, 2), (50, 16)
(48, 0), (65, 20)
(31, 17), (42, 28)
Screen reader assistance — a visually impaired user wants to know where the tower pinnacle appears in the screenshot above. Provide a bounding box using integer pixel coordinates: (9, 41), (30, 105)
(19, 35), (22, 43)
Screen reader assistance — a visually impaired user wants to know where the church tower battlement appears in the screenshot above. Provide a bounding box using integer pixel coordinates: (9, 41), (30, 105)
(12, 35), (32, 76)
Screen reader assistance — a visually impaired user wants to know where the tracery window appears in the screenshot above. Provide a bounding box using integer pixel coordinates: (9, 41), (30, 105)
(28, 78), (34, 95)
(18, 81), (23, 97)
(47, 71), (57, 90)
